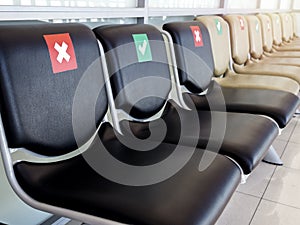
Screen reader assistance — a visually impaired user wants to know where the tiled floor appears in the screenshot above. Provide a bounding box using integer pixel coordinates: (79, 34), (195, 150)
(216, 116), (300, 225)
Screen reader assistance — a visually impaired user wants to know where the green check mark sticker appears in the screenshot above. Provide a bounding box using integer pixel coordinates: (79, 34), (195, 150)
(214, 19), (223, 35)
(132, 34), (152, 62)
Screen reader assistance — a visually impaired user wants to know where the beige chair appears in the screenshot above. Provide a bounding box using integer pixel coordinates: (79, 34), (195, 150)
(279, 13), (300, 43)
(291, 13), (300, 39)
(224, 14), (300, 85)
(195, 15), (299, 95)
(258, 14), (300, 58)
(246, 15), (300, 67)
(268, 13), (300, 51)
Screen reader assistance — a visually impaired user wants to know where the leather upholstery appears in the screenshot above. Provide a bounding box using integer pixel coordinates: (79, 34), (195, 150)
(246, 15), (300, 66)
(14, 124), (241, 225)
(122, 101), (279, 174)
(234, 62), (300, 84)
(257, 14), (274, 52)
(257, 14), (300, 57)
(268, 13), (283, 46)
(188, 81), (300, 128)
(195, 16), (300, 94)
(162, 21), (300, 128)
(94, 23), (280, 174)
(291, 13), (299, 37)
(279, 13), (291, 42)
(224, 14), (300, 84)
(245, 15), (264, 59)
(279, 13), (293, 42)
(93, 24), (171, 119)
(0, 23), (243, 225)
(163, 21), (214, 92)
(223, 15), (249, 65)
(216, 71), (300, 95)
(0, 23), (107, 155)
(195, 16), (230, 77)
(268, 13), (300, 51)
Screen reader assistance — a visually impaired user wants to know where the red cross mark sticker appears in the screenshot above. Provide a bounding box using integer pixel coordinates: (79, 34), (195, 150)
(190, 26), (203, 47)
(238, 16), (245, 30)
(43, 33), (78, 74)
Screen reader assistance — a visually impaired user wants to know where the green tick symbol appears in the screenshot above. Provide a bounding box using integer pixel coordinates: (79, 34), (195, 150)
(132, 34), (152, 63)
(215, 19), (223, 35)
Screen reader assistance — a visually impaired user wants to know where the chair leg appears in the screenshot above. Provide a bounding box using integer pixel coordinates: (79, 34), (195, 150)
(262, 145), (283, 166)
(294, 108), (300, 115)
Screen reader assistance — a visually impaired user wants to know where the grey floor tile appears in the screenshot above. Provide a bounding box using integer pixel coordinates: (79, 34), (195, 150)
(216, 192), (260, 225)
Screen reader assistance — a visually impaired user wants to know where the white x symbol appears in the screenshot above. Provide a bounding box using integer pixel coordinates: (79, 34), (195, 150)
(239, 19), (244, 27)
(194, 30), (201, 42)
(54, 42), (70, 63)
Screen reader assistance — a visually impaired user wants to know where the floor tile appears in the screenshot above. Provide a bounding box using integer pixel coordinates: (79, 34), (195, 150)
(289, 118), (300, 143)
(251, 200), (300, 225)
(263, 166), (300, 209)
(277, 118), (297, 142)
(216, 192), (260, 225)
(0, 154), (51, 225)
(281, 142), (300, 170)
(237, 162), (276, 198)
(273, 139), (288, 157)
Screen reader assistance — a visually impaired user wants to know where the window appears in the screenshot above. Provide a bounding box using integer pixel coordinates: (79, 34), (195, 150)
(260, 0), (279, 9)
(227, 0), (257, 9)
(148, 0), (220, 8)
(0, 0), (137, 7)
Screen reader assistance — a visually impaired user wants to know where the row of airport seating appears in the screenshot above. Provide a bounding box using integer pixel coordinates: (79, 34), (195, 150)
(0, 12), (299, 225)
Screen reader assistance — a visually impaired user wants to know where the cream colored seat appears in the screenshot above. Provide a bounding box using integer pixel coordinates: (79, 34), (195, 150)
(224, 14), (300, 85)
(269, 13), (300, 51)
(246, 15), (300, 67)
(291, 13), (300, 40)
(279, 13), (300, 44)
(195, 15), (299, 95)
(258, 14), (300, 58)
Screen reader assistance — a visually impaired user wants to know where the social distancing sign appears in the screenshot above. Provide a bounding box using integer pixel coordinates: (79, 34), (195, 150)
(43, 33), (77, 74)
(132, 34), (153, 62)
(190, 26), (203, 47)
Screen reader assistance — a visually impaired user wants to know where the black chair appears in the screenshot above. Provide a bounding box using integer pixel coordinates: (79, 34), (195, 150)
(93, 24), (279, 176)
(0, 23), (242, 225)
(162, 21), (300, 165)
(162, 21), (300, 129)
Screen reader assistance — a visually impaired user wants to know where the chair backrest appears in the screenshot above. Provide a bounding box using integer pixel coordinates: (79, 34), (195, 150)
(291, 13), (299, 37)
(245, 15), (264, 59)
(223, 15), (250, 65)
(195, 16), (230, 77)
(268, 13), (283, 46)
(0, 23), (107, 156)
(279, 13), (293, 42)
(162, 21), (214, 93)
(93, 24), (171, 120)
(257, 14), (274, 52)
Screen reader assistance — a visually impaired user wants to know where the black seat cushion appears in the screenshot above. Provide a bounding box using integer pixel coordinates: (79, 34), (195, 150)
(14, 123), (241, 225)
(185, 81), (300, 128)
(120, 102), (279, 174)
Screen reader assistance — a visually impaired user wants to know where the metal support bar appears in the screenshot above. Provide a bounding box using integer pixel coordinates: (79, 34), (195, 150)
(262, 145), (283, 165)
